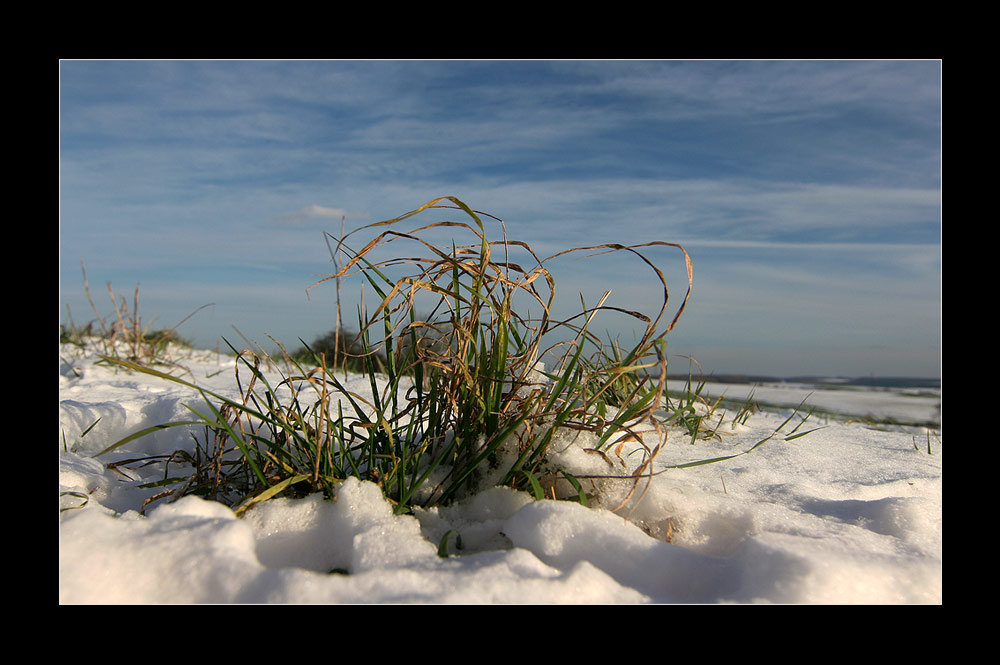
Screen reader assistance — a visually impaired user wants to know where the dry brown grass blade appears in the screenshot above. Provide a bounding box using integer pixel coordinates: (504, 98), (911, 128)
(542, 241), (693, 344)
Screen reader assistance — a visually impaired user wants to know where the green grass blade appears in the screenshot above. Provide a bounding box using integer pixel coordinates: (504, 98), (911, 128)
(437, 529), (463, 558)
(522, 469), (545, 500)
(562, 472), (589, 506)
(96, 421), (204, 457)
(233, 474), (313, 517)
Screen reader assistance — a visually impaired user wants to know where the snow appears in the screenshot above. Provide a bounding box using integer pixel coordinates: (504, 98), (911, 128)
(59, 342), (942, 604)
(667, 379), (941, 429)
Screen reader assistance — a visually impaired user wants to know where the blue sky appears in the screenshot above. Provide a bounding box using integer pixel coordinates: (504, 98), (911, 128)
(59, 60), (941, 378)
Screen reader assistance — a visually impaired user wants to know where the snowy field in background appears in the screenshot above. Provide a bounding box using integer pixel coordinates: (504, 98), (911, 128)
(666, 379), (940, 430)
(59, 343), (942, 604)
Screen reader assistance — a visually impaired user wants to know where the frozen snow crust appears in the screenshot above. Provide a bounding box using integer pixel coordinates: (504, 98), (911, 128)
(60, 342), (942, 603)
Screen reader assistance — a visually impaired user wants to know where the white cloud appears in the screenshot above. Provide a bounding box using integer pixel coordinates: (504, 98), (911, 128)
(276, 205), (361, 226)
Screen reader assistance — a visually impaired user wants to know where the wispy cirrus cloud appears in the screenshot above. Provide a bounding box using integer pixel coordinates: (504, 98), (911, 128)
(274, 205), (363, 227)
(59, 60), (940, 377)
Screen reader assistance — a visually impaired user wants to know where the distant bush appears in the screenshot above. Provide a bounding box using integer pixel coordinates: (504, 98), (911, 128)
(289, 328), (388, 374)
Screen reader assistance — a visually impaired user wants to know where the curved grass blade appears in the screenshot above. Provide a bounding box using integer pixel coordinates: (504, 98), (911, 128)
(562, 472), (589, 507)
(437, 529), (463, 558)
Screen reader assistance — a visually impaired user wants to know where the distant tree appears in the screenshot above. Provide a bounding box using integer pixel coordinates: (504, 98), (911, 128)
(291, 328), (388, 374)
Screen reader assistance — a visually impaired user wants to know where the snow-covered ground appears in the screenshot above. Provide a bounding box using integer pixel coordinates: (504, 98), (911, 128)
(59, 342), (942, 604)
(667, 379), (941, 429)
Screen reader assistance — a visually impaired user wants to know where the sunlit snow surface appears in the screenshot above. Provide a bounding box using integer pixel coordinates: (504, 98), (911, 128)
(59, 343), (941, 604)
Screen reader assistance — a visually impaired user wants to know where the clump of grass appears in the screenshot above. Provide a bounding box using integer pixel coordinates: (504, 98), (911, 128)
(98, 197), (733, 516)
(306, 196), (696, 506)
(62, 260), (211, 370)
(731, 387), (760, 426)
(661, 359), (726, 443)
